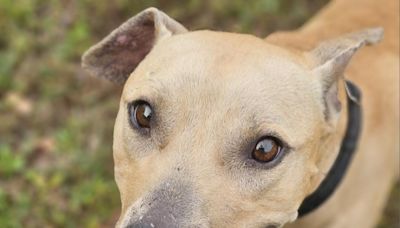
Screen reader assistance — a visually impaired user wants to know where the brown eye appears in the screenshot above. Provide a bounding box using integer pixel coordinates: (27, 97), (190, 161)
(129, 101), (152, 129)
(252, 137), (281, 163)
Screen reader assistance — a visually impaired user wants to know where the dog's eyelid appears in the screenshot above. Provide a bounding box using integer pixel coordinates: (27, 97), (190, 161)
(275, 136), (292, 151)
(259, 131), (292, 150)
(125, 95), (153, 105)
(255, 122), (295, 148)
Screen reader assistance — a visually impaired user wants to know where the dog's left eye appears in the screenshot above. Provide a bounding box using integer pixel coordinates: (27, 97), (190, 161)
(129, 101), (152, 129)
(252, 137), (282, 163)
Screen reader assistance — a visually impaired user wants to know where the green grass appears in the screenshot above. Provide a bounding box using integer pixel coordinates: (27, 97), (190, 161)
(0, 0), (398, 227)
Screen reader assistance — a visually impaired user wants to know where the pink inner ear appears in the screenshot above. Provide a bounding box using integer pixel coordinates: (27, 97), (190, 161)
(116, 35), (129, 45)
(89, 21), (155, 84)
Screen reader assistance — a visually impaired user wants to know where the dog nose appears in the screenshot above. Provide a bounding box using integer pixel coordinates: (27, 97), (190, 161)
(124, 201), (182, 228)
(122, 179), (199, 228)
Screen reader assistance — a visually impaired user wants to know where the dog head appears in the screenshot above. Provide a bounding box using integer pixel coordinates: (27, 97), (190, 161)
(82, 8), (383, 228)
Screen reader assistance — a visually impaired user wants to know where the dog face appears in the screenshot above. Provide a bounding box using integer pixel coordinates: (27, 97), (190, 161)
(114, 31), (324, 228)
(82, 8), (382, 228)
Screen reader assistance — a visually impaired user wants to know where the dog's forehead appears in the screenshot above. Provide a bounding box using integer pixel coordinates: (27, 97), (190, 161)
(151, 30), (306, 70)
(127, 30), (315, 95)
(123, 31), (322, 144)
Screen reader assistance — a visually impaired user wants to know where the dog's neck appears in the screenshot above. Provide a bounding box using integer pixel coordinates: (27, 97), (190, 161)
(298, 80), (362, 217)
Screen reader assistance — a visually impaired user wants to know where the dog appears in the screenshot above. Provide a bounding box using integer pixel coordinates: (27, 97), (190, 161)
(82, 0), (399, 227)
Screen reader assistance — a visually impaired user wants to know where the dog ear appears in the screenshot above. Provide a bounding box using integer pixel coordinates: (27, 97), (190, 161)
(81, 7), (187, 84)
(310, 27), (383, 121)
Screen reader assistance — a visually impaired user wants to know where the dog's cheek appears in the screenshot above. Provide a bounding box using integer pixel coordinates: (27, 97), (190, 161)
(113, 108), (142, 213)
(113, 150), (142, 213)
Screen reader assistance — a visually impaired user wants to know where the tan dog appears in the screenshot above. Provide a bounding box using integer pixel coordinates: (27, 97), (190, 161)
(82, 0), (399, 227)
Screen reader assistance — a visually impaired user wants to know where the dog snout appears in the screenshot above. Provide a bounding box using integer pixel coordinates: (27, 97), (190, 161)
(122, 179), (202, 228)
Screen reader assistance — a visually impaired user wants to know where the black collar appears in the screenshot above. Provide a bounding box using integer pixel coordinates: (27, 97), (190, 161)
(297, 80), (362, 217)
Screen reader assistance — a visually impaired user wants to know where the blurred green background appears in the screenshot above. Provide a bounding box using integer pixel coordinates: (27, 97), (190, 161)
(0, 0), (398, 227)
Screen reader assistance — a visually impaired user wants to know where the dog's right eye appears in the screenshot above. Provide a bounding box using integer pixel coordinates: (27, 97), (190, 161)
(129, 101), (153, 129)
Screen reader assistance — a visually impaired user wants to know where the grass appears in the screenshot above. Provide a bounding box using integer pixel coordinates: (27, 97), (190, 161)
(0, 0), (398, 227)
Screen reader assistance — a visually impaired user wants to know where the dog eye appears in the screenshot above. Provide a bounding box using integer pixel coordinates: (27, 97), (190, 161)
(129, 101), (152, 129)
(252, 137), (282, 163)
